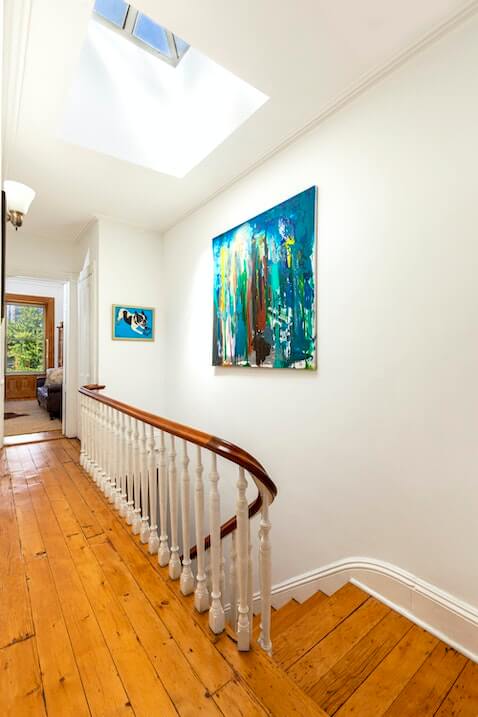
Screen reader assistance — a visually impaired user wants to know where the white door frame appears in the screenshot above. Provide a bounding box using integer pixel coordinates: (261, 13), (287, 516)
(1, 271), (79, 443)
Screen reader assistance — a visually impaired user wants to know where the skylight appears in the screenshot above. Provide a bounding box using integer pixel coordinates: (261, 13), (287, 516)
(61, 13), (268, 177)
(93, 0), (189, 66)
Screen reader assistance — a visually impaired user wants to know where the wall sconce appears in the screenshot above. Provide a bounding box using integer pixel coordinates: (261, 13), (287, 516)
(3, 180), (36, 229)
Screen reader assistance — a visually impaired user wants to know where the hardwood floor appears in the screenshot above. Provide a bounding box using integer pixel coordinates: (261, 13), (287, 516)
(0, 439), (321, 717)
(1, 438), (476, 716)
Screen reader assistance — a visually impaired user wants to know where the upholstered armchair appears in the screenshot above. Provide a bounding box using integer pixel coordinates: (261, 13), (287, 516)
(37, 368), (63, 419)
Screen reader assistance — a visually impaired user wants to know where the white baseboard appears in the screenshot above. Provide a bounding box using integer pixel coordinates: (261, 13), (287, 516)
(253, 557), (478, 663)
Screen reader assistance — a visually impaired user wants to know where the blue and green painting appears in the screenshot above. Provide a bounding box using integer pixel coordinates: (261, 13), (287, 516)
(212, 186), (317, 368)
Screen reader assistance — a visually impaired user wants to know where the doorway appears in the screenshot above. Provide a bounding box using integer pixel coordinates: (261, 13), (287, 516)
(4, 278), (66, 440)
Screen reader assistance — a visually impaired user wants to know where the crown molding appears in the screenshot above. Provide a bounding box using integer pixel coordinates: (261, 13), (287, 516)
(164, 0), (478, 235)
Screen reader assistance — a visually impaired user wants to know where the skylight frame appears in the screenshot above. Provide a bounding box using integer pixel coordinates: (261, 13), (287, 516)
(93, 3), (189, 68)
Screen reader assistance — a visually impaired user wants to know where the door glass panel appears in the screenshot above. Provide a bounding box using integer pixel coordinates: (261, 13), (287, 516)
(6, 303), (46, 373)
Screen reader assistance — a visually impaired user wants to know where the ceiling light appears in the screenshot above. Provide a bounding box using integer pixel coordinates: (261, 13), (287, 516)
(3, 180), (36, 230)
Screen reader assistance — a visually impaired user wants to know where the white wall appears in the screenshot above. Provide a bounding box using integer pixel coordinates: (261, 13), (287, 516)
(6, 231), (78, 277)
(96, 219), (162, 411)
(161, 14), (478, 609)
(6, 276), (64, 366)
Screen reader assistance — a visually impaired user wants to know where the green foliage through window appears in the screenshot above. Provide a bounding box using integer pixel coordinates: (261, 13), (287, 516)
(6, 303), (45, 373)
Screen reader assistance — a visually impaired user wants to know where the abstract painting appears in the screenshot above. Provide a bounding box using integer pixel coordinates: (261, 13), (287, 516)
(112, 305), (155, 341)
(213, 186), (317, 368)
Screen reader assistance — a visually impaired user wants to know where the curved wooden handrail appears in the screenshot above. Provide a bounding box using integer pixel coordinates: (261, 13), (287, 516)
(79, 385), (277, 557)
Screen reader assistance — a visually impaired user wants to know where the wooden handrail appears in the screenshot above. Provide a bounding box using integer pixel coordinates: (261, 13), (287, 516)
(79, 385), (277, 557)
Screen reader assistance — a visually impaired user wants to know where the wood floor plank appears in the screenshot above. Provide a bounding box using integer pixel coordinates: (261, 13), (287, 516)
(212, 679), (270, 717)
(28, 443), (49, 471)
(59, 438), (81, 462)
(288, 597), (390, 694)
(11, 473), (45, 561)
(434, 661), (478, 716)
(34, 457), (178, 716)
(309, 609), (412, 714)
(335, 624), (438, 716)
(216, 633), (328, 717)
(63, 459), (234, 693)
(43, 462), (103, 539)
(0, 472), (34, 648)
(16, 444), (38, 477)
(0, 638), (46, 716)
(91, 537), (224, 716)
(273, 583), (369, 670)
(26, 557), (91, 717)
(65, 531), (178, 717)
(26, 476), (134, 716)
(383, 642), (467, 717)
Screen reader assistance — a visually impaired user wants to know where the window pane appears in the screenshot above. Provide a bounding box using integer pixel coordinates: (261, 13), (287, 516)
(133, 14), (172, 56)
(6, 304), (45, 374)
(94, 0), (129, 28)
(173, 35), (189, 58)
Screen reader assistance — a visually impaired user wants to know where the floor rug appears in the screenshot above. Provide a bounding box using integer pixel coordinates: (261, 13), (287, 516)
(4, 399), (62, 436)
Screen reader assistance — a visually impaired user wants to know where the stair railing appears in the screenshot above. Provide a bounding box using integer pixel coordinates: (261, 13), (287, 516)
(79, 384), (277, 653)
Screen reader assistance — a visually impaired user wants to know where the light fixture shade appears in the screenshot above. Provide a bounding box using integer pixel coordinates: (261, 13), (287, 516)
(4, 180), (36, 215)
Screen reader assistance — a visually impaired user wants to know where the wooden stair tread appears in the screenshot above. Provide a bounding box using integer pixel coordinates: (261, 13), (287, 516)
(383, 642), (467, 716)
(271, 594), (328, 640)
(334, 625), (438, 716)
(308, 608), (413, 714)
(287, 596), (390, 694)
(434, 661), (478, 716)
(270, 600), (303, 637)
(273, 583), (369, 670)
(216, 632), (328, 717)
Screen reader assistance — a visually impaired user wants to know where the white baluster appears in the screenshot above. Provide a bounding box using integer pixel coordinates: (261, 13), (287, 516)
(220, 541), (226, 610)
(147, 426), (159, 554)
(86, 398), (94, 475)
(168, 436), (181, 579)
(101, 404), (110, 495)
(107, 407), (117, 503)
(194, 446), (209, 612)
(118, 413), (128, 517)
(248, 520), (253, 635)
(158, 431), (170, 566)
(132, 419), (142, 535)
(126, 416), (135, 525)
(114, 410), (123, 510)
(79, 396), (85, 467)
(229, 531), (238, 628)
(85, 398), (93, 475)
(95, 402), (104, 486)
(91, 401), (99, 481)
(208, 453), (225, 634)
(180, 441), (194, 595)
(139, 422), (150, 544)
(258, 492), (272, 654)
(81, 397), (89, 470)
(236, 467), (250, 650)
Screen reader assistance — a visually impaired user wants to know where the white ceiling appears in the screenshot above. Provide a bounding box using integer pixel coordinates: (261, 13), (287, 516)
(3, 0), (476, 242)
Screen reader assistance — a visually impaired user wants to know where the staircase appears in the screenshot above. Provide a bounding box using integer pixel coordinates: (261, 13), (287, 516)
(261, 584), (477, 716)
(2, 429), (477, 715)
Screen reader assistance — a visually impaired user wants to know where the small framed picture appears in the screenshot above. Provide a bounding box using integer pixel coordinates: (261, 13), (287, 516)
(112, 305), (155, 341)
